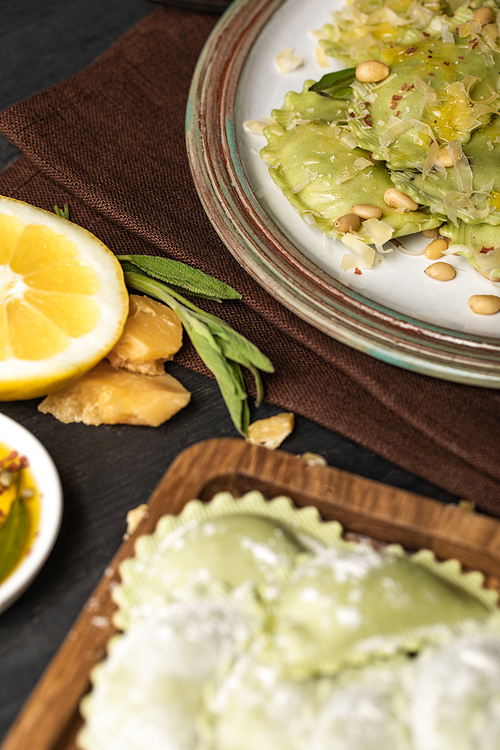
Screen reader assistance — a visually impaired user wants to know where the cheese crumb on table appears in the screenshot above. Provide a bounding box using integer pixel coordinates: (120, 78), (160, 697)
(124, 504), (149, 540)
(38, 361), (191, 427)
(246, 412), (294, 449)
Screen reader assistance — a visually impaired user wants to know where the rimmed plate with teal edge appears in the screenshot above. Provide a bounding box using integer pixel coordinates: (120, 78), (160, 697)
(186, 0), (500, 387)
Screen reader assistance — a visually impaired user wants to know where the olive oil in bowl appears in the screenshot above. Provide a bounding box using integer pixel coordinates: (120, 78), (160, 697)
(0, 444), (40, 584)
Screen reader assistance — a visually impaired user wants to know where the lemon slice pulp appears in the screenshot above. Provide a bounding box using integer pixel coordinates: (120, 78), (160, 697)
(0, 196), (129, 400)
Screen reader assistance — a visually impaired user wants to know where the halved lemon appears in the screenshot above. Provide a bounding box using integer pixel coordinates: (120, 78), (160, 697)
(0, 196), (129, 400)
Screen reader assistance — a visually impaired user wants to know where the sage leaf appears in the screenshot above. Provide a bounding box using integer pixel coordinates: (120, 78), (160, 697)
(0, 478), (29, 583)
(121, 268), (273, 436)
(309, 68), (356, 99)
(203, 318), (273, 373)
(54, 204), (70, 220)
(118, 254), (241, 302)
(181, 314), (250, 435)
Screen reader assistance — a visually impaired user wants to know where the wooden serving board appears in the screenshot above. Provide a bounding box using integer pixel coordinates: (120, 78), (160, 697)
(3, 437), (500, 750)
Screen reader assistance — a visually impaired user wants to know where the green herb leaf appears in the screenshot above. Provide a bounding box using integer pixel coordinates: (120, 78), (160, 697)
(120, 266), (273, 437)
(180, 313), (250, 435)
(54, 204), (70, 220)
(204, 318), (273, 375)
(0, 472), (29, 584)
(118, 254), (241, 303)
(309, 68), (356, 99)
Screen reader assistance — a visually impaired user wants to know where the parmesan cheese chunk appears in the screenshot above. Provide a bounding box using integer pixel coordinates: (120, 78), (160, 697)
(107, 295), (183, 376)
(38, 361), (191, 427)
(247, 412), (294, 450)
(124, 504), (149, 540)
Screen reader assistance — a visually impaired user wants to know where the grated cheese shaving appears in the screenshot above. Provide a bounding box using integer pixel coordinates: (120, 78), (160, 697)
(353, 157), (372, 170)
(340, 233), (376, 266)
(458, 21), (482, 37)
(440, 20), (455, 44)
(362, 218), (394, 252)
(449, 141), (473, 193)
(291, 169), (318, 194)
(379, 116), (410, 147)
(302, 212), (318, 226)
(243, 120), (266, 135)
(275, 48), (303, 75)
(340, 132), (358, 149)
(261, 117), (285, 136)
(315, 46), (330, 67)
(341, 253), (369, 270)
(371, 72), (398, 89)
(422, 139), (440, 180)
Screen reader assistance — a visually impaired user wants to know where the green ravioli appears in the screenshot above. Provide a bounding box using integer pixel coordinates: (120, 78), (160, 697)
(261, 85), (440, 238)
(410, 631), (500, 750)
(347, 31), (500, 170)
(115, 513), (305, 627)
(79, 600), (261, 750)
(203, 652), (322, 750)
(147, 514), (304, 588)
(391, 117), (500, 226)
(440, 219), (500, 275)
(272, 545), (496, 676)
(319, 0), (445, 66)
(311, 659), (412, 750)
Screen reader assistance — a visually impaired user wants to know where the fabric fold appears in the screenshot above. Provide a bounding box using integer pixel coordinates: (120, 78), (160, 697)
(1, 7), (499, 511)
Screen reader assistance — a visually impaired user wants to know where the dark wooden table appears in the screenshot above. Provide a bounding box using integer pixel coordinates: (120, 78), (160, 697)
(0, 0), (458, 743)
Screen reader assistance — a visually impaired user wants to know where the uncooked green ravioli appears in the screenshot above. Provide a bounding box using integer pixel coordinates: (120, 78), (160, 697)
(310, 659), (412, 750)
(271, 544), (496, 676)
(410, 631), (500, 750)
(115, 514), (305, 626)
(79, 597), (262, 750)
(80, 492), (500, 750)
(202, 651), (322, 750)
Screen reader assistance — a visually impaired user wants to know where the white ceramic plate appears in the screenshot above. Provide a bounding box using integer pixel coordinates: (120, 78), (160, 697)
(236, 0), (500, 337)
(0, 414), (62, 614)
(186, 0), (500, 387)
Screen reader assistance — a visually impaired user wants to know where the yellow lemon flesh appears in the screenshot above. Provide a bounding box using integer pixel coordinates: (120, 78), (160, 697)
(0, 196), (129, 400)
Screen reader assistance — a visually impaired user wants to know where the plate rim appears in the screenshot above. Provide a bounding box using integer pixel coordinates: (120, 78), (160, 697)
(186, 0), (500, 388)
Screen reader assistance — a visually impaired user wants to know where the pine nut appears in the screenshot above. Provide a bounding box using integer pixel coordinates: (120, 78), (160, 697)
(424, 262), (456, 281)
(468, 294), (500, 314)
(383, 187), (419, 211)
(483, 21), (499, 38)
(424, 238), (449, 260)
(436, 147), (453, 168)
(355, 60), (390, 83)
(422, 227), (440, 238)
(473, 6), (496, 24)
(476, 268), (500, 282)
(350, 204), (383, 220)
(334, 213), (361, 233)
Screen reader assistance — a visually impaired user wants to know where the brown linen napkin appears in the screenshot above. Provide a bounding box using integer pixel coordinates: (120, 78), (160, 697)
(1, 7), (500, 512)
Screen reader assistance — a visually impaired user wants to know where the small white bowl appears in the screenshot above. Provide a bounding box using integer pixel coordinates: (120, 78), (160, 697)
(0, 413), (62, 614)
